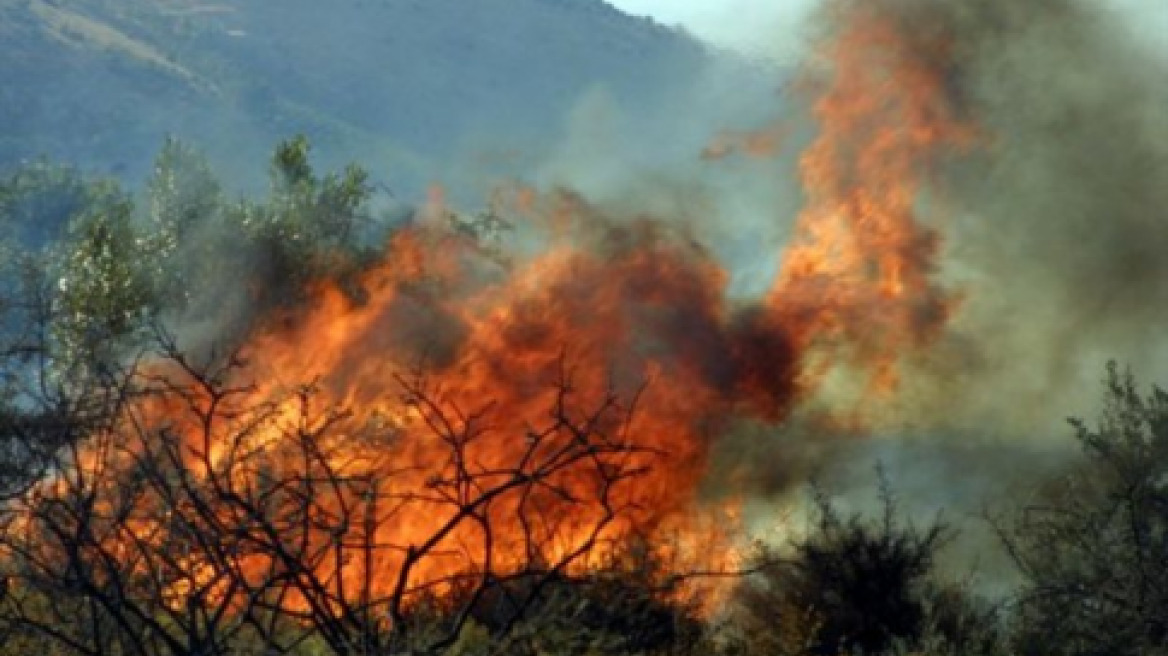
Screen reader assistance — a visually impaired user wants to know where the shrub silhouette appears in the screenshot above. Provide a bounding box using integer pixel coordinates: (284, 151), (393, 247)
(1001, 363), (1168, 656)
(734, 478), (1003, 656)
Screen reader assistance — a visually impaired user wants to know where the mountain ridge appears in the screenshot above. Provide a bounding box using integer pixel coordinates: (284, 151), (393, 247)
(1, 0), (738, 194)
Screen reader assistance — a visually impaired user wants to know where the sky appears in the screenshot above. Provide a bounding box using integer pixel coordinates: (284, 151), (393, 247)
(606, 0), (1168, 61)
(605, 0), (816, 61)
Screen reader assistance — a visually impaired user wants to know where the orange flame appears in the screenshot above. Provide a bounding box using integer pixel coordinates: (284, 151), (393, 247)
(767, 3), (976, 400)
(5, 0), (977, 622)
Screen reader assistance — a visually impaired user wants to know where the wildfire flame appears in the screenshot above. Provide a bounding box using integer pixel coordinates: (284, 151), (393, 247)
(770, 7), (975, 392)
(3, 0), (977, 624)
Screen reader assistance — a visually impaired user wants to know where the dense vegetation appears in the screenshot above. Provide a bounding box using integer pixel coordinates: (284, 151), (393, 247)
(0, 140), (1164, 655)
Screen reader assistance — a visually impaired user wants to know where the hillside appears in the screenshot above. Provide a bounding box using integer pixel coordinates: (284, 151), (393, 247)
(0, 0), (740, 192)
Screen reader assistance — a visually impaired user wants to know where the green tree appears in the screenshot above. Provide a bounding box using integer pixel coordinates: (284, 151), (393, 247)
(144, 137), (221, 255)
(1003, 364), (1168, 656)
(233, 135), (373, 307)
(141, 137), (222, 310)
(266, 134), (371, 252)
(54, 195), (154, 369)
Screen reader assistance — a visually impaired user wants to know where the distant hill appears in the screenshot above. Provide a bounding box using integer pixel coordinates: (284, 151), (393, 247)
(0, 0), (764, 195)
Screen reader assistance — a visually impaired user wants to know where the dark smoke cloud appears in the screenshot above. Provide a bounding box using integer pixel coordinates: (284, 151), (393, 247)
(793, 0), (1168, 437)
(696, 0), (1167, 585)
(944, 0), (1168, 426)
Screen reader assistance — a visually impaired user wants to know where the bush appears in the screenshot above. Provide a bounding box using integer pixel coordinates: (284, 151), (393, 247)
(1001, 363), (1168, 656)
(732, 477), (1004, 656)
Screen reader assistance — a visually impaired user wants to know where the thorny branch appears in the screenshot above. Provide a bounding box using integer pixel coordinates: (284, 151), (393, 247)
(0, 339), (725, 655)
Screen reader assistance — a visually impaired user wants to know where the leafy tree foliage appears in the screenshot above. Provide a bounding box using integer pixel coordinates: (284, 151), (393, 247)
(141, 137), (222, 305)
(236, 135), (373, 306)
(146, 137), (222, 244)
(54, 195), (154, 368)
(0, 136), (377, 374)
(0, 136), (379, 523)
(1003, 364), (1168, 656)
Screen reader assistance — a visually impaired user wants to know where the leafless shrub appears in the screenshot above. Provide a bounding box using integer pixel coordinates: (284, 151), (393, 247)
(0, 334), (669, 655)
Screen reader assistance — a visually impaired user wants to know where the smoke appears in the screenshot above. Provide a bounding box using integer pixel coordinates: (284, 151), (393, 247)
(831, 0), (1168, 437)
(693, 0), (1168, 587)
(25, 0), (1160, 595)
(143, 0), (1168, 534)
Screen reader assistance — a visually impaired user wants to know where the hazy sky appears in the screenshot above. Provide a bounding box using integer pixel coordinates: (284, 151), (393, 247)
(606, 0), (1168, 60)
(605, 0), (815, 60)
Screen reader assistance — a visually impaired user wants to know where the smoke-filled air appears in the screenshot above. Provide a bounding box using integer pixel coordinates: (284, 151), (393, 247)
(1, 0), (1166, 654)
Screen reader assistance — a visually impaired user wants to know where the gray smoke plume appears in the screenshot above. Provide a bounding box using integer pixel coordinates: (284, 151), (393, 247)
(874, 0), (1168, 436)
(693, 0), (1168, 585)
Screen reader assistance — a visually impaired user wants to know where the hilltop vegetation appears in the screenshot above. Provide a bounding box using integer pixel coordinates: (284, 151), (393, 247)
(0, 0), (728, 190)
